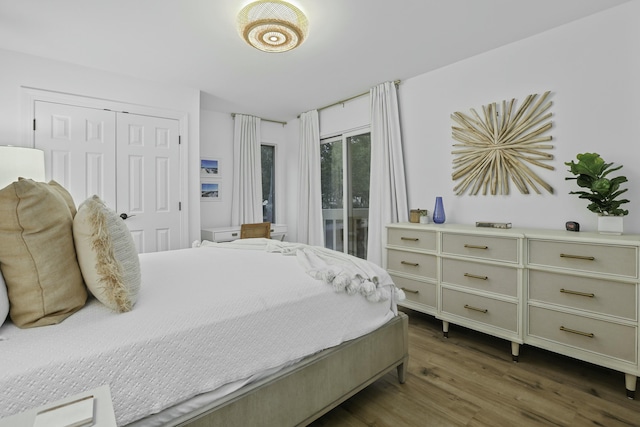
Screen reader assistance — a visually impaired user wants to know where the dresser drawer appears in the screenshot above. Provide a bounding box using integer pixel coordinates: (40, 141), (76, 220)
(391, 274), (436, 309)
(442, 233), (518, 263)
(441, 288), (518, 332)
(387, 249), (437, 279)
(388, 228), (436, 251)
(528, 270), (637, 320)
(528, 307), (637, 363)
(442, 258), (518, 297)
(528, 240), (637, 278)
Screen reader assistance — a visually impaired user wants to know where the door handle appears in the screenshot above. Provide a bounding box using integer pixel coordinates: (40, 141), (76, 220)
(119, 213), (136, 220)
(560, 253), (595, 261)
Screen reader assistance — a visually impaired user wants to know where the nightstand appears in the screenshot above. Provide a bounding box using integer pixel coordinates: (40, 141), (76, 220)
(0, 385), (117, 427)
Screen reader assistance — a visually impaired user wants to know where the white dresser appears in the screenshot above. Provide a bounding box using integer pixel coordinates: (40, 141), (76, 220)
(387, 223), (639, 398)
(201, 224), (287, 242)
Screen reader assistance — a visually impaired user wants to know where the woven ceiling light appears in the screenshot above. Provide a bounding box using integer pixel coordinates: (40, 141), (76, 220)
(237, 0), (308, 53)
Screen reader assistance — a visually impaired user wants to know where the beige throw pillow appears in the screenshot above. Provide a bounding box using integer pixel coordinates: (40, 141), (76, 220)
(73, 195), (141, 312)
(0, 179), (86, 328)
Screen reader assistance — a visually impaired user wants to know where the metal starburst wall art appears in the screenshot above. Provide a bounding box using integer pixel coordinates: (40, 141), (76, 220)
(451, 91), (554, 196)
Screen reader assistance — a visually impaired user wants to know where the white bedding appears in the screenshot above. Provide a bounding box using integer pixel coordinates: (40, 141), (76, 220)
(0, 244), (397, 425)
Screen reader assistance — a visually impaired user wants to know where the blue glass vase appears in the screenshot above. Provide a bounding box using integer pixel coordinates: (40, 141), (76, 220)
(433, 196), (446, 224)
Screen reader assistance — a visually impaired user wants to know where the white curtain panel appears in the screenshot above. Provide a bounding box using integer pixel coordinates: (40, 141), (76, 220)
(367, 82), (409, 266)
(231, 114), (263, 225)
(297, 110), (324, 246)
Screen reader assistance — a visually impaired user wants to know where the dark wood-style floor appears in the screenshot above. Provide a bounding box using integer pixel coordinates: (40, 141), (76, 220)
(310, 308), (640, 427)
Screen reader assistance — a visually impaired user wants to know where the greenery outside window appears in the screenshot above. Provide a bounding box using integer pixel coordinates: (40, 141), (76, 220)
(261, 144), (276, 223)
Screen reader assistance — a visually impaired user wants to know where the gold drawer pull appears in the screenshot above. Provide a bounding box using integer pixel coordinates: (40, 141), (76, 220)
(560, 288), (595, 298)
(464, 273), (488, 280)
(401, 237), (419, 241)
(560, 326), (594, 338)
(401, 261), (419, 267)
(464, 244), (488, 249)
(560, 253), (595, 261)
(464, 304), (488, 314)
(401, 287), (419, 294)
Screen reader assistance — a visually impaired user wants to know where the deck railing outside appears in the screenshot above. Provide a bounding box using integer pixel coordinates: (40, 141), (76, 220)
(322, 208), (368, 259)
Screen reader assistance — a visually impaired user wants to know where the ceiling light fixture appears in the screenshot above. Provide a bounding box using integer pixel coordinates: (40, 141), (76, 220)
(237, 0), (308, 53)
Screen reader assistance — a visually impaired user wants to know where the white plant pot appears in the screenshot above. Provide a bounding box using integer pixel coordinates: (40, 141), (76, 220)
(598, 215), (624, 235)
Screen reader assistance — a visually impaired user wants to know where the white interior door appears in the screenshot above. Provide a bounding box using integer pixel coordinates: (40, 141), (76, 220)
(116, 113), (181, 253)
(34, 101), (117, 208)
(34, 101), (182, 253)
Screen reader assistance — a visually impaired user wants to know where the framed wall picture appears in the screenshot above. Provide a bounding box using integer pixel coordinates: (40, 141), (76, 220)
(201, 181), (221, 201)
(200, 157), (221, 178)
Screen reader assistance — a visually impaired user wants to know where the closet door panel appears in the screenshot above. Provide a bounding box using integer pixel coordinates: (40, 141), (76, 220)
(116, 113), (181, 253)
(35, 101), (116, 208)
(35, 100), (182, 254)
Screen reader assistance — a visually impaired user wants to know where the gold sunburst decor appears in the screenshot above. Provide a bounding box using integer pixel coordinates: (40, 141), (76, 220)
(451, 91), (554, 196)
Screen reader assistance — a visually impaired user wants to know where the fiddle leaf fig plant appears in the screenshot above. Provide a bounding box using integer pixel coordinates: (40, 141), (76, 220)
(565, 153), (629, 216)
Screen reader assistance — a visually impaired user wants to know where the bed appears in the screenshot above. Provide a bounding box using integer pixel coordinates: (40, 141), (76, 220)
(0, 238), (408, 426)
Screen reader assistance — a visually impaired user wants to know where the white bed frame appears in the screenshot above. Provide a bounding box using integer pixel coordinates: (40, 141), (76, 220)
(166, 312), (409, 427)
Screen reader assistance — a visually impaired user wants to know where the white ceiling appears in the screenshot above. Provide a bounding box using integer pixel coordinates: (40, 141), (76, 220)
(0, 0), (629, 121)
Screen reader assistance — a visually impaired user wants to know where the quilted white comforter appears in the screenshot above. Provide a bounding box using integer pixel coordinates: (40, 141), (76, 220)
(0, 245), (397, 425)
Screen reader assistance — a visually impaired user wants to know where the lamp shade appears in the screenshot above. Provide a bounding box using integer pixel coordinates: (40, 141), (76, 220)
(0, 146), (46, 189)
(237, 0), (308, 53)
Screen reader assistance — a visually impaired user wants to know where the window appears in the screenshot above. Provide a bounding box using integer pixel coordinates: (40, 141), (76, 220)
(320, 130), (370, 258)
(261, 144), (276, 223)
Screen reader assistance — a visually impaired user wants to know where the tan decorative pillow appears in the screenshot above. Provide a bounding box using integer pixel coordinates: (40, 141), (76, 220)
(0, 179), (86, 328)
(73, 195), (141, 312)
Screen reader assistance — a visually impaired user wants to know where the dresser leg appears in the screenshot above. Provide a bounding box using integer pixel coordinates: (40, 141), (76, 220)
(442, 321), (449, 338)
(625, 373), (636, 399)
(511, 342), (520, 362)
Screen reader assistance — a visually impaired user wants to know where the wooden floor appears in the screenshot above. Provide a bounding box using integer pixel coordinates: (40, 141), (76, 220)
(310, 308), (640, 427)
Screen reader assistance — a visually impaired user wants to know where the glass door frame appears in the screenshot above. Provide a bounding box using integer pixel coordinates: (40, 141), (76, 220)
(320, 127), (370, 257)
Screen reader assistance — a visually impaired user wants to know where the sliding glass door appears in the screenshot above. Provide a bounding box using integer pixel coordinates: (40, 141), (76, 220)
(320, 130), (370, 259)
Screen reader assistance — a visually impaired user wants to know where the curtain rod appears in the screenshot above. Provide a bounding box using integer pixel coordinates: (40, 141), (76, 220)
(301, 80), (401, 117)
(231, 113), (287, 126)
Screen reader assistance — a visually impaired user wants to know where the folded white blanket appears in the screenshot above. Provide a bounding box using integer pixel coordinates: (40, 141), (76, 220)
(199, 238), (405, 306)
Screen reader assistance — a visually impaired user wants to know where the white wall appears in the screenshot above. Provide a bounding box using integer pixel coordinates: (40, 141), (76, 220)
(0, 48), (202, 244)
(199, 111), (287, 231)
(318, 96), (370, 139)
(199, 110), (234, 229)
(399, 1), (640, 234)
(282, 2), (640, 245)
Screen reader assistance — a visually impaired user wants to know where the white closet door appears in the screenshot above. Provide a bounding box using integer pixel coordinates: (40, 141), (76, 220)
(34, 101), (183, 254)
(34, 101), (117, 208)
(116, 113), (181, 253)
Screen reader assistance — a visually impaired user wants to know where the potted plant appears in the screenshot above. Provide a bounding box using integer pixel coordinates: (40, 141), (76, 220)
(419, 209), (429, 224)
(565, 152), (629, 234)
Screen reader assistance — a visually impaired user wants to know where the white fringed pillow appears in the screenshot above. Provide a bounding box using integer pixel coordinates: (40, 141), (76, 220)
(73, 195), (141, 312)
(0, 270), (8, 326)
